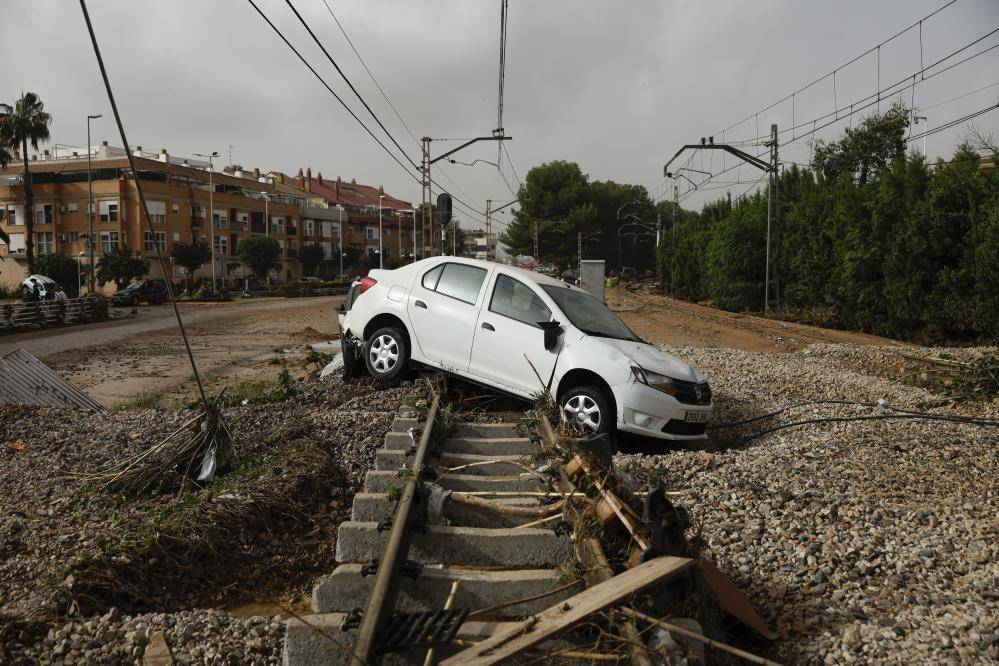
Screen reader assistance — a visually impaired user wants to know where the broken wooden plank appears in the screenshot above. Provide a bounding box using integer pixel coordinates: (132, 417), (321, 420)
(440, 556), (693, 665)
(698, 556), (777, 639)
(576, 537), (654, 666)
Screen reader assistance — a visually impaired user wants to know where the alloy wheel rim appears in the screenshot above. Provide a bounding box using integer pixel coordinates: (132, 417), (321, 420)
(562, 394), (600, 432)
(369, 335), (399, 373)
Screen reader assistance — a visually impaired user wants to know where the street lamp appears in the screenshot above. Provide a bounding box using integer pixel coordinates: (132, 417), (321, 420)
(76, 251), (84, 296)
(86, 114), (102, 291)
(194, 151), (219, 294)
(336, 204), (345, 279)
(411, 207), (417, 261)
(378, 195), (385, 268)
(262, 192), (271, 236)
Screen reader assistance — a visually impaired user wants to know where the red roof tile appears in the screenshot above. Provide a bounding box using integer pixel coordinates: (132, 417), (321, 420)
(291, 175), (412, 211)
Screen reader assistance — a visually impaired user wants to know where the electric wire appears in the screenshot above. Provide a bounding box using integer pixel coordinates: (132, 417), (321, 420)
(283, 0), (417, 170)
(246, 0), (420, 186)
(715, 0), (961, 137)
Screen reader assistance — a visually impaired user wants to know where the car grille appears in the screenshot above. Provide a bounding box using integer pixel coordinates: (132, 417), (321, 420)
(674, 379), (711, 406)
(661, 420), (708, 436)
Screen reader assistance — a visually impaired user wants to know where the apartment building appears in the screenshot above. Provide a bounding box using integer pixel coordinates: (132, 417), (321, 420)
(0, 143), (303, 289)
(0, 144), (419, 291)
(290, 169), (420, 266)
(460, 228), (498, 261)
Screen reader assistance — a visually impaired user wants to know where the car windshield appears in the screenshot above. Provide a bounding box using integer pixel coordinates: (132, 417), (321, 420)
(540, 285), (640, 342)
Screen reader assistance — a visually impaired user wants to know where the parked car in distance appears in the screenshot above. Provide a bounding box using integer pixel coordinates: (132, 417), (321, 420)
(560, 269), (580, 285)
(111, 279), (168, 306)
(21, 274), (67, 301)
(339, 257), (712, 441)
(609, 266), (639, 280)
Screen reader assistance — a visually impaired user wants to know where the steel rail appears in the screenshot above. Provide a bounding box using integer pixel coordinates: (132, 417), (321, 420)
(351, 391), (441, 665)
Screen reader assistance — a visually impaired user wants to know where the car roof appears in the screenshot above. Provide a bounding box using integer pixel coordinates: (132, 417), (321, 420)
(410, 257), (569, 289)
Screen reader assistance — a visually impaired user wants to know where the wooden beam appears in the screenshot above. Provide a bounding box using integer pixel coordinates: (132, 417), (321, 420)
(440, 556), (693, 665)
(576, 538), (655, 666)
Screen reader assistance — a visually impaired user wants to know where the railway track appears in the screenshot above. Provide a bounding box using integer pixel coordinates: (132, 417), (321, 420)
(283, 380), (777, 665)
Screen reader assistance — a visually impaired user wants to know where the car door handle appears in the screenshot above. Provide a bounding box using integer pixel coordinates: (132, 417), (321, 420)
(415, 300), (428, 309)
(481, 322), (495, 331)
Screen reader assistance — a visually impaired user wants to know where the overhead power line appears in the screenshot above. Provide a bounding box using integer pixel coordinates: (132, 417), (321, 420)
(246, 0), (419, 184)
(282, 0), (417, 170)
(716, 0), (961, 137)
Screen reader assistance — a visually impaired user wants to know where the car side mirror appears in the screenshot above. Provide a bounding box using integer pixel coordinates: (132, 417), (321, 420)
(538, 320), (563, 351)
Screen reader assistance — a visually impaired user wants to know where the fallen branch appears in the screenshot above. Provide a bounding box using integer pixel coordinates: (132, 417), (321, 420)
(448, 493), (566, 517)
(515, 513), (564, 529)
(618, 607), (782, 666)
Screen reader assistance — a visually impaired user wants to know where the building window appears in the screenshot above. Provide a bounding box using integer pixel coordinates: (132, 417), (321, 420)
(99, 200), (118, 223)
(304, 220), (315, 237)
(100, 231), (119, 252)
(366, 226), (378, 240)
(5, 233), (25, 252)
(68, 203), (79, 213)
(173, 232), (181, 243)
(172, 203), (180, 215)
(144, 231), (166, 253)
(35, 232), (54, 254)
(193, 205), (206, 218)
(212, 209), (228, 229)
(147, 201), (167, 224)
(68, 231), (78, 243)
(213, 235), (229, 257)
(5, 205), (19, 226)
(272, 217), (285, 235)
(35, 204), (53, 225)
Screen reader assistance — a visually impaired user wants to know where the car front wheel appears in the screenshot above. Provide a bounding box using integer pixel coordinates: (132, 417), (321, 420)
(364, 327), (408, 384)
(559, 386), (613, 436)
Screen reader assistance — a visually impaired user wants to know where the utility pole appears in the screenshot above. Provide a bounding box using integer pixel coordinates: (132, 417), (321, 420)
(672, 185), (678, 294)
(764, 123), (778, 314)
(485, 198), (492, 259)
(421, 137), (432, 258)
(533, 219), (539, 269)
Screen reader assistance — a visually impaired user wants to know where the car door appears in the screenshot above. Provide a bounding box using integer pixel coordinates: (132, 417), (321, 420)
(407, 261), (491, 373)
(470, 273), (558, 396)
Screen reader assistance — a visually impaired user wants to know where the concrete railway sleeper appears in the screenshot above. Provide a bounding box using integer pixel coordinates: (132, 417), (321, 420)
(283, 380), (778, 665)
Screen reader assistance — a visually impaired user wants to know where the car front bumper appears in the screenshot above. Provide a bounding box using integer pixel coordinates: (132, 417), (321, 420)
(610, 380), (712, 441)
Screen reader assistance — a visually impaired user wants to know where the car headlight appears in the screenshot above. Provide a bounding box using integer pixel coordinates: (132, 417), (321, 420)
(630, 366), (677, 395)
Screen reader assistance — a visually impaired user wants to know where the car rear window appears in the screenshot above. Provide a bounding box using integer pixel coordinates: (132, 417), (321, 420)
(422, 265), (444, 290)
(431, 263), (487, 304)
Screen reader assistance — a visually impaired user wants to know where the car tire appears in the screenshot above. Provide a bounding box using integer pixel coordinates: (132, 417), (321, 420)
(364, 327), (408, 385)
(559, 385), (613, 437)
(342, 334), (366, 379)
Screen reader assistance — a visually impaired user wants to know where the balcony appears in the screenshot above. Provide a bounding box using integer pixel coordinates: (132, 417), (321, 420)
(232, 221), (248, 232)
(250, 221), (266, 234)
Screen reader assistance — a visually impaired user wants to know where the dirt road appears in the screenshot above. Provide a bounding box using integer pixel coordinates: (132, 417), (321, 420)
(606, 284), (905, 351)
(0, 297), (342, 408)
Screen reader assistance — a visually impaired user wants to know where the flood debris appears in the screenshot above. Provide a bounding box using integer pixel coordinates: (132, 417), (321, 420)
(0, 348), (105, 414)
(85, 394), (235, 496)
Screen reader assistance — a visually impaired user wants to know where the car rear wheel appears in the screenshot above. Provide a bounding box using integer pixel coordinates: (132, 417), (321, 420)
(364, 327), (408, 384)
(559, 386), (612, 436)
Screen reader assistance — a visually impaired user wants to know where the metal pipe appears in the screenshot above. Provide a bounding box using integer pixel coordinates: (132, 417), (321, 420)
(351, 392), (441, 665)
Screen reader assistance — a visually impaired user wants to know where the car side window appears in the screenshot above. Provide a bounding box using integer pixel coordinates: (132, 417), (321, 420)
(422, 265), (443, 290)
(489, 274), (551, 327)
(434, 264), (488, 304)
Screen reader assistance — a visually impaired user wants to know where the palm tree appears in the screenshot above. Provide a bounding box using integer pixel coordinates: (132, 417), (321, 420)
(0, 93), (52, 273)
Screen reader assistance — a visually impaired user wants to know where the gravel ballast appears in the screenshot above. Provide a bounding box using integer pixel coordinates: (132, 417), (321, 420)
(0, 373), (416, 664)
(615, 343), (999, 664)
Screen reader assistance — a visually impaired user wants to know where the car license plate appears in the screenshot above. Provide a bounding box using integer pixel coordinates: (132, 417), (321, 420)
(685, 411), (709, 423)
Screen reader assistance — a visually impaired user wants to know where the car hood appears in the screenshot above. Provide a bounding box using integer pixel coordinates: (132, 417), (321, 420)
(595, 337), (707, 383)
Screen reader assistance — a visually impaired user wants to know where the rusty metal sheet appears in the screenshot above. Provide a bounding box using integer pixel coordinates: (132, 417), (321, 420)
(699, 556), (777, 640)
(0, 348), (105, 413)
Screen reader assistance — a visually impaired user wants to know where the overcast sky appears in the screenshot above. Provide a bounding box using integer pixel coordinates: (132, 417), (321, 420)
(3, 0), (997, 228)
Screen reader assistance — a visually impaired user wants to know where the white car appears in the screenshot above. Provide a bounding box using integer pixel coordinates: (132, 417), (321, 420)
(340, 257), (712, 441)
(22, 274), (67, 301)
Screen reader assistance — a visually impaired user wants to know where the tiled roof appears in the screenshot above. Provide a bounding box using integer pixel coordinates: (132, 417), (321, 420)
(292, 174), (412, 211)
